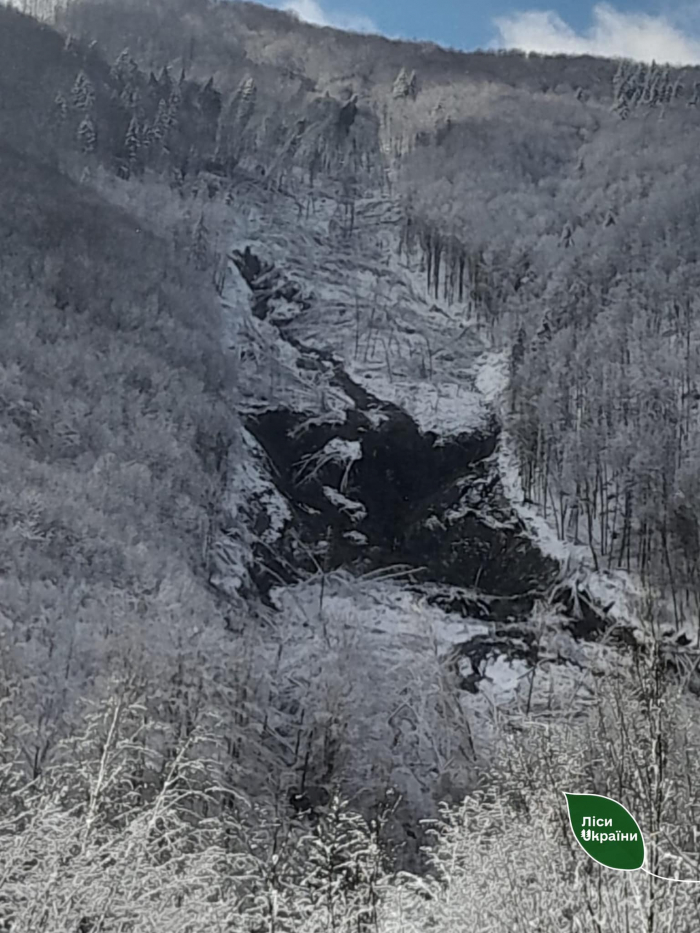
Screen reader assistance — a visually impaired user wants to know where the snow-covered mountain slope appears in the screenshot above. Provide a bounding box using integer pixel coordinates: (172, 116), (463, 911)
(226, 190), (492, 439)
(211, 181), (631, 755)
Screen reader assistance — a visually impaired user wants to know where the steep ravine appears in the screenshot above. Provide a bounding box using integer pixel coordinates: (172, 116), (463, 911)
(220, 239), (622, 700)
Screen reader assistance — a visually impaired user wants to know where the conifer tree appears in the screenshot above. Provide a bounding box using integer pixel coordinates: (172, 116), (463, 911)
(660, 66), (672, 104)
(77, 115), (97, 153)
(51, 92), (68, 148)
(167, 86), (181, 128)
(297, 795), (383, 932)
(393, 67), (410, 99)
(393, 67), (417, 99)
(71, 71), (95, 111)
(159, 65), (173, 97)
(170, 165), (185, 195)
(125, 115), (141, 166)
(511, 324), (526, 369)
(616, 97), (630, 120)
(53, 91), (67, 125)
(190, 213), (210, 270)
(631, 62), (647, 105)
(640, 61), (659, 106)
(144, 72), (159, 107)
(119, 85), (140, 110)
(559, 221), (574, 249)
(237, 77), (256, 128)
(148, 99), (169, 152)
(197, 77), (222, 145)
(612, 59), (628, 99)
(110, 48), (133, 83)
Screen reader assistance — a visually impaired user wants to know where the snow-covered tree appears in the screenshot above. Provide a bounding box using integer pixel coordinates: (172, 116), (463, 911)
(237, 76), (256, 127)
(393, 67), (408, 98)
(392, 67), (417, 100)
(660, 66), (672, 104)
(110, 47), (136, 83)
(124, 115), (141, 165)
(167, 86), (181, 130)
(170, 165), (185, 194)
(52, 91), (67, 125)
(559, 220), (574, 248)
(119, 84), (140, 110)
(631, 61), (647, 104)
(615, 96), (630, 120)
(77, 114), (97, 153)
(147, 98), (170, 153)
(612, 58), (629, 99)
(71, 70), (95, 111)
(198, 75), (221, 123)
(190, 213), (210, 269)
(159, 64), (173, 97)
(297, 795), (383, 931)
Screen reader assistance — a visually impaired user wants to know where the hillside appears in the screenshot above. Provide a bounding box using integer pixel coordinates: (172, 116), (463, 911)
(3, 2), (700, 930)
(59, 0), (623, 95)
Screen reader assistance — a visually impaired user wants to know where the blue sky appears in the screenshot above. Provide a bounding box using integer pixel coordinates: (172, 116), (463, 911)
(267, 0), (700, 64)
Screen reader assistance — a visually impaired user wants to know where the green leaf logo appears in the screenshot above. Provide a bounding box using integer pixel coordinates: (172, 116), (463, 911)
(564, 793), (645, 871)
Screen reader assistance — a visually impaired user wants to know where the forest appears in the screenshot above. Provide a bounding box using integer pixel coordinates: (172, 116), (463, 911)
(3, 0), (700, 929)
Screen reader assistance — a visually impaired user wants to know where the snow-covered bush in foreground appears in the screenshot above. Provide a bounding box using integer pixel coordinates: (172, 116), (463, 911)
(0, 690), (388, 933)
(383, 673), (700, 933)
(4, 648), (700, 933)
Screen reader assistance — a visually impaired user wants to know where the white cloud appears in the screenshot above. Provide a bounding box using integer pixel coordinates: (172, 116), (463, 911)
(493, 2), (700, 64)
(281, 0), (377, 33)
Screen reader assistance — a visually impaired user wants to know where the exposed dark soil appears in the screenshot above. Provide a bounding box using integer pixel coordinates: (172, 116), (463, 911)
(246, 387), (558, 612)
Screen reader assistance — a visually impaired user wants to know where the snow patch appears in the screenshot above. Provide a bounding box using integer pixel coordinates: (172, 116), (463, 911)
(475, 351), (510, 403)
(270, 574), (490, 656)
(211, 429), (292, 596)
(346, 363), (490, 439)
(343, 530), (368, 545)
(323, 486), (367, 522)
(295, 438), (362, 489)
